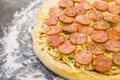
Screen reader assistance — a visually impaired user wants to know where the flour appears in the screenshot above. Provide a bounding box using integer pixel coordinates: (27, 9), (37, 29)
(0, 0), (64, 80)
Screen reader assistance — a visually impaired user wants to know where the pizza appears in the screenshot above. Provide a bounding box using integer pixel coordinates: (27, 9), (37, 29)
(32, 0), (120, 80)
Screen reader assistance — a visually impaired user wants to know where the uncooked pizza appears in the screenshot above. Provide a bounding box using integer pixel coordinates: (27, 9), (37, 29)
(32, 0), (120, 80)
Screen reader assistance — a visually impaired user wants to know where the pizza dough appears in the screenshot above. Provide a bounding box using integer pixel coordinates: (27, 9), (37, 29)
(32, 0), (120, 80)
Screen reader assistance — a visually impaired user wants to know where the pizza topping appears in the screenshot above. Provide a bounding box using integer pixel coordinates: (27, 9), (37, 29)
(46, 16), (58, 26)
(64, 6), (77, 17)
(59, 14), (74, 23)
(43, 0), (120, 74)
(105, 40), (120, 52)
(47, 35), (64, 47)
(75, 15), (90, 25)
(103, 13), (120, 23)
(107, 30), (120, 41)
(78, 27), (93, 35)
(115, 0), (120, 5)
(87, 42), (105, 55)
(113, 53), (120, 66)
(94, 20), (110, 30)
(76, 6), (85, 15)
(49, 7), (62, 17)
(103, 0), (111, 2)
(62, 23), (78, 33)
(92, 56), (112, 72)
(70, 32), (87, 44)
(88, 10), (103, 21)
(78, 1), (92, 11)
(91, 31), (108, 43)
(109, 4), (120, 15)
(58, 0), (73, 8)
(74, 50), (93, 64)
(113, 23), (120, 33)
(94, 1), (108, 11)
(46, 26), (61, 35)
(58, 41), (76, 54)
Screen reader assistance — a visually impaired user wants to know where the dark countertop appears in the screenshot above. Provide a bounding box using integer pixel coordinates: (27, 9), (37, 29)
(0, 0), (33, 37)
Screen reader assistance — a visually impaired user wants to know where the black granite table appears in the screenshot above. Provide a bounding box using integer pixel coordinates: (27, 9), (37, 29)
(0, 0), (65, 80)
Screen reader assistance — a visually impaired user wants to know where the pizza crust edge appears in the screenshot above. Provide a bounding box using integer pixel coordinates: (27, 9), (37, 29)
(31, 0), (120, 80)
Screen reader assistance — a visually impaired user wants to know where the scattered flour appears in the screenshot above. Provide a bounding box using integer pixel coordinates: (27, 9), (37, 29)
(0, 0), (65, 80)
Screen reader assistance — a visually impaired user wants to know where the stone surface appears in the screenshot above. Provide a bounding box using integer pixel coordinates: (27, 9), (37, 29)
(0, 0), (33, 38)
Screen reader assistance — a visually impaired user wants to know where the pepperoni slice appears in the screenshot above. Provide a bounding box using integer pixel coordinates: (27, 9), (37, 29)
(62, 23), (78, 33)
(78, 27), (93, 35)
(58, 0), (73, 8)
(46, 26), (61, 35)
(78, 1), (92, 10)
(91, 31), (108, 43)
(74, 50), (93, 64)
(105, 40), (120, 52)
(59, 14), (74, 23)
(58, 41), (76, 54)
(76, 6), (85, 15)
(94, 21), (110, 30)
(75, 15), (90, 25)
(46, 16), (58, 26)
(113, 53), (120, 66)
(87, 42), (105, 55)
(94, 1), (108, 11)
(92, 56), (112, 72)
(107, 30), (120, 41)
(104, 13), (120, 23)
(113, 23), (120, 33)
(88, 10), (103, 21)
(103, 13), (114, 22)
(109, 5), (120, 15)
(49, 7), (62, 17)
(47, 35), (64, 47)
(115, 0), (120, 5)
(70, 32), (87, 44)
(103, 0), (111, 2)
(64, 6), (77, 17)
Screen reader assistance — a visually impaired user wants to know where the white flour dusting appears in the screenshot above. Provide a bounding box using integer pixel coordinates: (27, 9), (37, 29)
(53, 77), (65, 80)
(0, 0), (64, 80)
